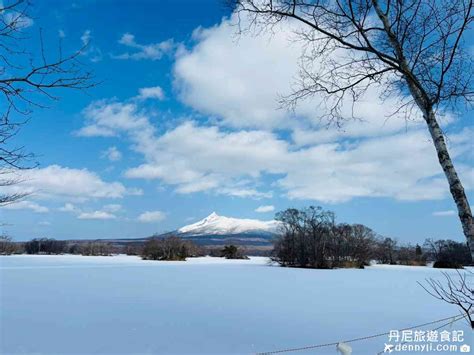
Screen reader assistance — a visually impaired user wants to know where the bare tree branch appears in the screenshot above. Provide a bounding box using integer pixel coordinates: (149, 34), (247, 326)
(0, 0), (96, 206)
(419, 269), (474, 329)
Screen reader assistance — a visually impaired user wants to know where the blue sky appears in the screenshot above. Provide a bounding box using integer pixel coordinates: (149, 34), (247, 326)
(1, 0), (472, 243)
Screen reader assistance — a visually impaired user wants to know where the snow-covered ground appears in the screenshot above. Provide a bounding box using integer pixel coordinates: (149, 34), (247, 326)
(0, 255), (472, 354)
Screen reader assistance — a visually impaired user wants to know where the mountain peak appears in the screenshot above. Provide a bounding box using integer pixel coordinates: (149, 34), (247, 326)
(178, 212), (281, 236)
(206, 212), (219, 219)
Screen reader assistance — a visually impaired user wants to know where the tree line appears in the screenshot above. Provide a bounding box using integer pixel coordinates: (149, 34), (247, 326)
(0, 235), (250, 261)
(272, 206), (471, 269)
(140, 238), (249, 260)
(1, 207), (470, 269)
(0, 237), (117, 256)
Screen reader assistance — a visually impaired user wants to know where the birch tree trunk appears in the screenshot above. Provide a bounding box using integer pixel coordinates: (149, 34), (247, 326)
(424, 109), (474, 261)
(406, 76), (473, 261)
(403, 72), (473, 262)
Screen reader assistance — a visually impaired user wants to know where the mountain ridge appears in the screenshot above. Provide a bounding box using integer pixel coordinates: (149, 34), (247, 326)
(177, 212), (281, 237)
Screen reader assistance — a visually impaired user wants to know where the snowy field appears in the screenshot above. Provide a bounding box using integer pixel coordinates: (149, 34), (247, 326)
(0, 255), (472, 355)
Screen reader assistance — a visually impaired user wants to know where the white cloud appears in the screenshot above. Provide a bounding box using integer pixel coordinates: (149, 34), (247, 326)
(2, 200), (49, 213)
(81, 30), (91, 45)
(119, 33), (135, 46)
(278, 131), (460, 203)
(113, 33), (175, 61)
(78, 97), (275, 199)
(137, 210), (166, 223)
(101, 146), (122, 162)
(75, 15), (473, 204)
(59, 203), (122, 220)
(174, 16), (298, 129)
(255, 205), (275, 213)
(78, 91), (472, 203)
(172, 12), (474, 202)
(126, 121), (472, 203)
(80, 30), (102, 62)
(76, 100), (152, 138)
(124, 121), (284, 198)
(76, 124), (116, 137)
(433, 210), (457, 217)
(137, 86), (165, 101)
(103, 204), (122, 213)
(217, 188), (272, 199)
(78, 211), (116, 220)
(0, 165), (140, 201)
(173, 12), (451, 142)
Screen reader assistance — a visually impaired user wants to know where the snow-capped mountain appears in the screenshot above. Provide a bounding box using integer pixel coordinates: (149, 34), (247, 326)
(178, 212), (281, 236)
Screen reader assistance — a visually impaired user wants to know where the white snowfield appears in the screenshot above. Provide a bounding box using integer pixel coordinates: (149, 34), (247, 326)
(0, 255), (472, 355)
(178, 212), (281, 235)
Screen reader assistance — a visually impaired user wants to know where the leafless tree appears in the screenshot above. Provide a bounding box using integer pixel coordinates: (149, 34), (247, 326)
(233, 0), (474, 260)
(273, 206), (376, 268)
(0, 234), (17, 254)
(0, 0), (95, 205)
(396, 244), (426, 266)
(374, 237), (398, 264)
(274, 206), (336, 268)
(419, 270), (474, 329)
(78, 242), (116, 256)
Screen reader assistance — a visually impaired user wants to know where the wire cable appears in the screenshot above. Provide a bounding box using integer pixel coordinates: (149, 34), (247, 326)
(256, 313), (470, 355)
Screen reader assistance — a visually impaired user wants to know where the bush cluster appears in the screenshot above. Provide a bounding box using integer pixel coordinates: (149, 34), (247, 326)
(24, 238), (67, 254)
(220, 245), (249, 259)
(68, 242), (116, 256)
(141, 236), (201, 261)
(423, 239), (471, 268)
